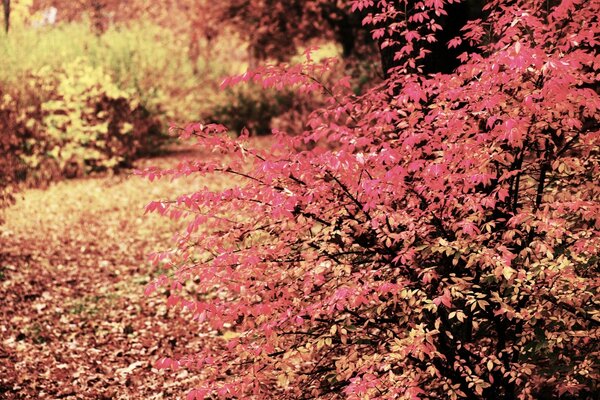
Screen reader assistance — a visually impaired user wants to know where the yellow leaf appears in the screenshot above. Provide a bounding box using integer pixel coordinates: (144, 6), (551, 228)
(475, 384), (483, 396)
(502, 266), (516, 280)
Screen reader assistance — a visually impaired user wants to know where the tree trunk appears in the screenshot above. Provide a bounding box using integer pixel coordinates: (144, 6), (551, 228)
(3, 0), (10, 34)
(370, 0), (485, 78)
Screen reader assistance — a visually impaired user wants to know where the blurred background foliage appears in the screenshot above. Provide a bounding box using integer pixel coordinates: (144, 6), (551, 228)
(0, 0), (380, 211)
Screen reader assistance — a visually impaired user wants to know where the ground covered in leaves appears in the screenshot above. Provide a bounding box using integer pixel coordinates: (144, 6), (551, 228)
(0, 146), (227, 399)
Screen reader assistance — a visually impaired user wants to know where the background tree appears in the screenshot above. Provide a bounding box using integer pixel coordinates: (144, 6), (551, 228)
(220, 0), (355, 62)
(3, 0), (9, 33)
(214, 0), (484, 75)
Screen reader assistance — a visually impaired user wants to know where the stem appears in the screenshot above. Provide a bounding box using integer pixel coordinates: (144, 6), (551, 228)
(534, 159), (549, 211)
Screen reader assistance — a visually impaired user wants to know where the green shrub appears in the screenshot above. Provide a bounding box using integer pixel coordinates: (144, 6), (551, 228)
(0, 59), (161, 204)
(204, 50), (346, 136)
(38, 59), (162, 175)
(205, 84), (296, 135)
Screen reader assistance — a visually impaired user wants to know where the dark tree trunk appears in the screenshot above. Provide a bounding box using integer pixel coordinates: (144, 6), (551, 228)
(379, 41), (398, 79)
(3, 0), (10, 34)
(90, 0), (107, 35)
(420, 0), (484, 75)
(320, 4), (358, 59)
(369, 0), (485, 78)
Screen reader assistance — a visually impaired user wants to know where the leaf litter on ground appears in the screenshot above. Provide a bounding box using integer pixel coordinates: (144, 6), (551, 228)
(0, 145), (235, 399)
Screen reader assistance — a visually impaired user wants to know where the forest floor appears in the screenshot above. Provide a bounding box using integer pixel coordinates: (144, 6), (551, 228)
(0, 145), (229, 399)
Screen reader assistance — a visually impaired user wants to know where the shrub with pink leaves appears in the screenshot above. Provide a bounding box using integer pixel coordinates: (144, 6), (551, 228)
(142, 1), (599, 398)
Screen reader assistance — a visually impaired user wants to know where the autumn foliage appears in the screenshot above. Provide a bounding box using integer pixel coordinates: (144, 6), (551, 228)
(0, 60), (161, 208)
(141, 0), (599, 399)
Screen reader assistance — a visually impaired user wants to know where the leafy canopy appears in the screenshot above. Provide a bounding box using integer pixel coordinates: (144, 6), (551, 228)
(141, 0), (600, 399)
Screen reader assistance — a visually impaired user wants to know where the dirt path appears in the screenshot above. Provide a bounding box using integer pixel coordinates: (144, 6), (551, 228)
(0, 147), (225, 399)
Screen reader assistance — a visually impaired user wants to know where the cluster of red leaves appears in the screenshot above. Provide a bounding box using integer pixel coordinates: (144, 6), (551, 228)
(141, 0), (599, 399)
